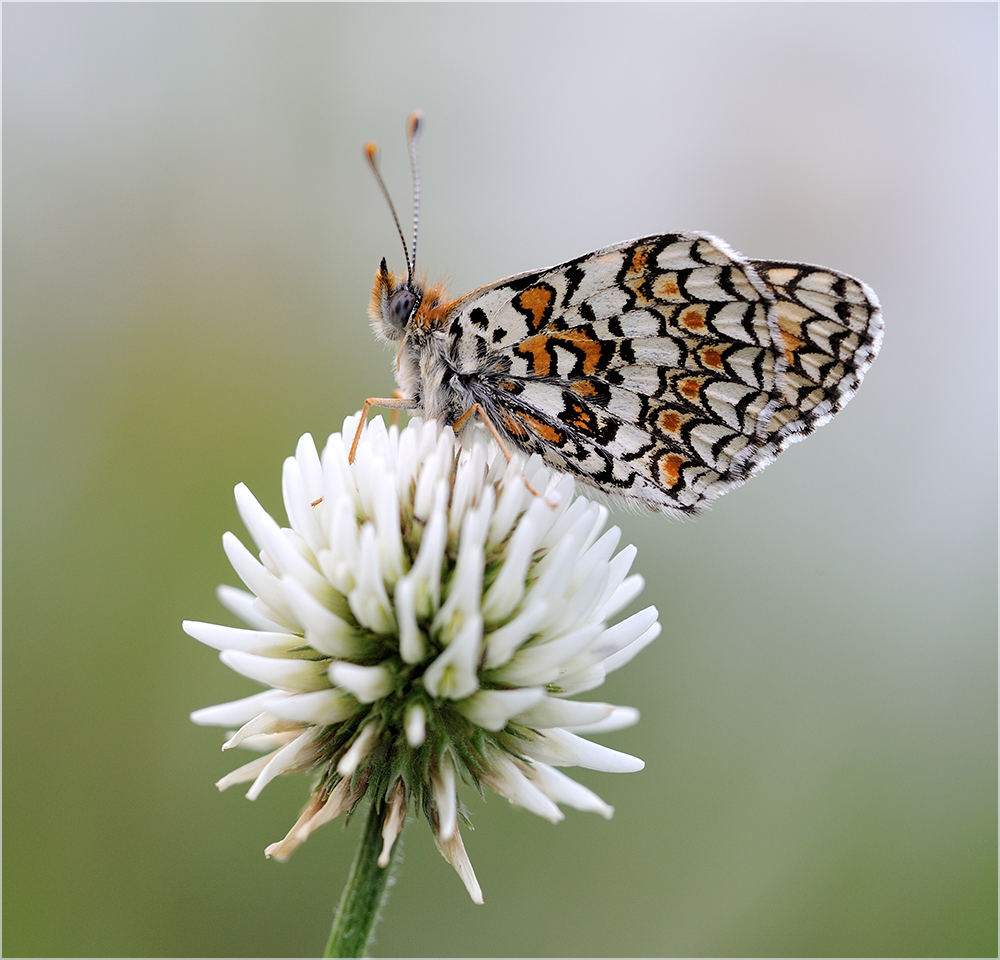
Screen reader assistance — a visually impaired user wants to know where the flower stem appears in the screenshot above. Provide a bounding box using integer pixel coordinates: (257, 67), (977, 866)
(324, 798), (403, 958)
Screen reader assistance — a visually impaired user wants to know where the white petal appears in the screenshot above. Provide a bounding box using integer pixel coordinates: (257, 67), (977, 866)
(265, 688), (359, 725)
(433, 825), (483, 905)
(431, 510), (486, 642)
(483, 755), (564, 823)
(493, 624), (602, 687)
(544, 473), (577, 515)
(322, 430), (360, 515)
(223, 711), (300, 750)
(482, 601), (549, 669)
(550, 662), (606, 697)
(264, 792), (327, 862)
(412, 450), (442, 521)
(393, 576), (427, 665)
(371, 471), (404, 586)
(521, 728), (644, 773)
(523, 761), (614, 819)
(597, 550), (641, 617)
(190, 689), (291, 727)
(394, 420), (418, 493)
(517, 512), (590, 612)
(604, 621), (662, 674)
(560, 554), (613, 625)
(317, 497), (359, 594)
(234, 484), (329, 599)
(432, 756), (457, 841)
(282, 575), (362, 659)
(328, 662), (393, 703)
(487, 457), (531, 549)
(577, 504), (612, 557)
(405, 703), (426, 747)
(282, 454), (326, 556)
(217, 585), (293, 631)
(481, 497), (551, 622)
(423, 613), (482, 700)
(449, 440), (487, 537)
(215, 751), (275, 791)
(295, 777), (357, 841)
(564, 705), (640, 734)
(524, 454), (560, 507)
(589, 606), (660, 665)
(537, 494), (592, 552)
(223, 532), (298, 626)
(456, 687), (545, 731)
(337, 720), (379, 776)
(347, 523), (395, 634)
(351, 439), (384, 519)
(411, 486), (448, 617)
(220, 649), (330, 693)
(294, 433), (325, 503)
(246, 729), (319, 800)
(513, 696), (614, 730)
(379, 782), (407, 867)
(237, 732), (298, 752)
(183, 620), (301, 655)
(252, 597), (299, 632)
(233, 481), (279, 555)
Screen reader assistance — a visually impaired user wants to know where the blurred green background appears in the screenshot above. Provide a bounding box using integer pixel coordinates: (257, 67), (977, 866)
(4, 4), (996, 957)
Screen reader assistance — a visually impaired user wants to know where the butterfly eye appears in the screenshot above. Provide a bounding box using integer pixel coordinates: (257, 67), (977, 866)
(388, 288), (417, 328)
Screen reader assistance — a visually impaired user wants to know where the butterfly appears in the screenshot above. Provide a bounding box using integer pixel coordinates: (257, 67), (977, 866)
(355, 112), (883, 517)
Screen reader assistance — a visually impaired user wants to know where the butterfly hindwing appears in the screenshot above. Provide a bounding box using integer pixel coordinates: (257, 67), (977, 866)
(442, 233), (882, 515)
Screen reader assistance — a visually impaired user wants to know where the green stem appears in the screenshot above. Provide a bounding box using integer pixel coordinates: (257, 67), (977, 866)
(324, 798), (403, 958)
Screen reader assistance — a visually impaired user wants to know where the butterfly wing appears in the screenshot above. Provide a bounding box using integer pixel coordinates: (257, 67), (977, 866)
(443, 233), (882, 515)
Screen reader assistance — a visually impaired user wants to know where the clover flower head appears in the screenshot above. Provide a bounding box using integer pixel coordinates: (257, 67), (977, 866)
(186, 415), (660, 902)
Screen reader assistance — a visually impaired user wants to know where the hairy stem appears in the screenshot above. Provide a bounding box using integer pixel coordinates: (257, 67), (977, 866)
(324, 799), (403, 958)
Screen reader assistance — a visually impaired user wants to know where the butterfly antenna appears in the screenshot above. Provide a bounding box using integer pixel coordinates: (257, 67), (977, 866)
(406, 110), (424, 282)
(364, 140), (411, 278)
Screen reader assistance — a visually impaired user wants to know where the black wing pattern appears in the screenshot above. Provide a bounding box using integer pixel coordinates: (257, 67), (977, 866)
(443, 233), (882, 515)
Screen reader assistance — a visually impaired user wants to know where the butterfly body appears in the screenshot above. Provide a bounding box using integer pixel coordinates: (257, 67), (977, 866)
(367, 229), (882, 517)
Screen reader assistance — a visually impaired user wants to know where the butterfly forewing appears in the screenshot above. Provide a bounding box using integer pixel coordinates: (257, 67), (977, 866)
(440, 233), (882, 515)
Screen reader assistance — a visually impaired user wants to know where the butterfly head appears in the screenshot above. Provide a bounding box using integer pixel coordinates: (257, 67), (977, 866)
(369, 258), (422, 341)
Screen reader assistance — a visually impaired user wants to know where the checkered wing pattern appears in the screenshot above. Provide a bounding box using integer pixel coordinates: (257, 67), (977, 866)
(443, 232), (882, 515)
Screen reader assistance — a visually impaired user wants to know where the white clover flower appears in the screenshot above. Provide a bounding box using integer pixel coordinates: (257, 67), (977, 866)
(186, 415), (660, 903)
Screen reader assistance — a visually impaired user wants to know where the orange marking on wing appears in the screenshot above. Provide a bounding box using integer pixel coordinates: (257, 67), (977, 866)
(652, 275), (681, 299)
(515, 334), (554, 376)
(658, 410), (682, 434)
(559, 329), (605, 375)
(778, 327), (805, 365)
(515, 411), (564, 444)
(701, 347), (723, 369)
(629, 247), (649, 274)
(571, 380), (598, 396)
(566, 403), (595, 434)
(679, 378), (702, 401)
(496, 379), (519, 392)
(499, 410), (529, 439)
(680, 307), (707, 330)
(515, 285), (555, 331)
(659, 453), (685, 488)
(515, 329), (605, 378)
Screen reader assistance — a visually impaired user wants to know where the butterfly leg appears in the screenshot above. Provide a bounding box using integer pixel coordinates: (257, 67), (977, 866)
(349, 396), (419, 464)
(389, 389), (406, 427)
(452, 403), (553, 505)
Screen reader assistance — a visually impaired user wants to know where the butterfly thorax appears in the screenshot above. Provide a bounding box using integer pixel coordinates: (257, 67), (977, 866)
(368, 261), (470, 424)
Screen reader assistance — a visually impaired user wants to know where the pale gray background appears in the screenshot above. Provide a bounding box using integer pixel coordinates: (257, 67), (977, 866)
(5, 3), (996, 957)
